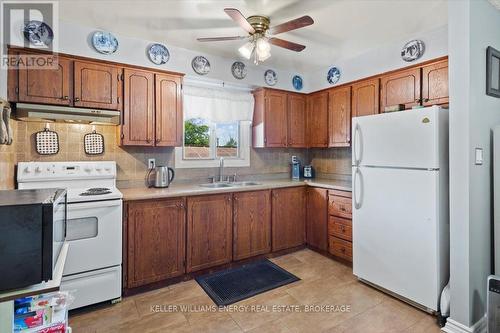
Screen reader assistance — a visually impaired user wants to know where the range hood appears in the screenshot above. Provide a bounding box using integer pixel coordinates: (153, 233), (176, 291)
(14, 103), (121, 126)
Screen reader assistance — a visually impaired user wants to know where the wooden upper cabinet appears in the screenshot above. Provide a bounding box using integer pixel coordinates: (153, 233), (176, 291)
(287, 94), (307, 148)
(328, 86), (351, 147)
(126, 198), (186, 288)
(122, 69), (155, 146)
(380, 67), (421, 111)
(422, 59), (449, 106)
(271, 187), (306, 252)
(306, 187), (328, 251)
(265, 90), (288, 147)
(155, 74), (183, 146)
(187, 194), (233, 272)
(18, 57), (72, 106)
(73, 61), (122, 110)
(351, 78), (379, 117)
(307, 91), (329, 147)
(233, 190), (271, 261)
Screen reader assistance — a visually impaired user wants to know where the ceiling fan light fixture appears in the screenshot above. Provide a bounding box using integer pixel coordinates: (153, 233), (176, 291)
(238, 41), (254, 59)
(256, 37), (271, 55)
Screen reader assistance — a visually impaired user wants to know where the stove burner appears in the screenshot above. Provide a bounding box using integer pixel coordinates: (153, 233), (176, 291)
(80, 187), (112, 196)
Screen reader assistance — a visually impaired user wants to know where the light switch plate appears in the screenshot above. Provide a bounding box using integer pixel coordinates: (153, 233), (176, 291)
(475, 148), (484, 165)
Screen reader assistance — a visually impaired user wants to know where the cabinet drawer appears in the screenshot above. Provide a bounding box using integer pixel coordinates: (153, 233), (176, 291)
(328, 216), (352, 241)
(329, 236), (352, 261)
(328, 195), (352, 218)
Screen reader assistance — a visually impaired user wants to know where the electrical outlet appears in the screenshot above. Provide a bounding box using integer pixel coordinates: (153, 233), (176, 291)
(148, 158), (156, 169)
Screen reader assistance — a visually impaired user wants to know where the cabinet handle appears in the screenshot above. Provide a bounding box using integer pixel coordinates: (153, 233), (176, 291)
(341, 226), (346, 232)
(155, 139), (160, 143)
(74, 97), (80, 102)
(341, 247), (346, 253)
(179, 202), (185, 209)
(424, 98), (430, 102)
(62, 96), (69, 100)
(414, 98), (422, 103)
(146, 139), (151, 143)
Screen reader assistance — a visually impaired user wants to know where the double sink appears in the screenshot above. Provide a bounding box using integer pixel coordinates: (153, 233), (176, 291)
(199, 181), (262, 189)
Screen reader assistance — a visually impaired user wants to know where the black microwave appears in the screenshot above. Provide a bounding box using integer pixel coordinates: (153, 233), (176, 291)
(0, 188), (66, 291)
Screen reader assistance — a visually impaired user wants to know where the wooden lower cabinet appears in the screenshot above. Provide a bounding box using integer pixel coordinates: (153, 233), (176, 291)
(306, 187), (328, 251)
(271, 187), (306, 251)
(327, 190), (353, 262)
(233, 190), (271, 260)
(125, 198), (186, 288)
(187, 194), (233, 272)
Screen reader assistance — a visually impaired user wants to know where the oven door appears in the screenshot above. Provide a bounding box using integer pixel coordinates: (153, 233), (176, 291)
(63, 199), (122, 276)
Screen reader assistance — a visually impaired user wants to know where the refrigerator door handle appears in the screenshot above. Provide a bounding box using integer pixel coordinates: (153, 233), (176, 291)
(353, 123), (363, 166)
(353, 167), (363, 209)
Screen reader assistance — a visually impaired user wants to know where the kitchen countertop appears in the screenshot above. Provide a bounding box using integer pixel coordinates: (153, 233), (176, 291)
(120, 178), (352, 201)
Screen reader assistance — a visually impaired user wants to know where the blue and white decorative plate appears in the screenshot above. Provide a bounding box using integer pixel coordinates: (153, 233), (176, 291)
(327, 67), (341, 85)
(264, 69), (277, 86)
(148, 43), (170, 65)
(23, 20), (53, 47)
(401, 39), (425, 62)
(292, 75), (303, 91)
(231, 61), (247, 80)
(192, 56), (210, 75)
(92, 31), (119, 55)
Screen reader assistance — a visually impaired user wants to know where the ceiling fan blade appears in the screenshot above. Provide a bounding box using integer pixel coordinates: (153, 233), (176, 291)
(197, 36), (247, 42)
(224, 8), (255, 34)
(269, 15), (314, 35)
(269, 38), (306, 52)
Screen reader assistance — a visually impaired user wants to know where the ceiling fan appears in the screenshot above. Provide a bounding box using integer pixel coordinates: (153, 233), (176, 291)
(197, 8), (314, 65)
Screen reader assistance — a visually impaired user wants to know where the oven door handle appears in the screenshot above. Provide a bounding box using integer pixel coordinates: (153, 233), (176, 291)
(68, 200), (122, 210)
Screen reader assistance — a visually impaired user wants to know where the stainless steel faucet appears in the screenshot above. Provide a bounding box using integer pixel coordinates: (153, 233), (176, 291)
(218, 157), (224, 182)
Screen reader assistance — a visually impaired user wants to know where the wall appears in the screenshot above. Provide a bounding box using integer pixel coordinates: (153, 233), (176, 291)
(12, 120), (308, 188)
(308, 25), (448, 92)
(447, 0), (500, 329)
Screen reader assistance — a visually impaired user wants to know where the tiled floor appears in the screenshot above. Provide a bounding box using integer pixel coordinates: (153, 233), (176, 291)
(69, 249), (442, 333)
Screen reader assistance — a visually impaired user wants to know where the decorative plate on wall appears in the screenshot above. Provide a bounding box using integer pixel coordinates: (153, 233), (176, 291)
(264, 69), (277, 86)
(23, 20), (53, 47)
(148, 43), (170, 65)
(292, 75), (303, 91)
(327, 67), (341, 85)
(401, 39), (425, 62)
(231, 61), (247, 80)
(92, 31), (119, 54)
(192, 56), (211, 75)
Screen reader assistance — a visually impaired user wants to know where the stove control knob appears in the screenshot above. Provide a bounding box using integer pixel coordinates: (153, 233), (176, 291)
(24, 166), (32, 174)
(95, 166), (102, 172)
(84, 166), (93, 172)
(35, 166), (42, 173)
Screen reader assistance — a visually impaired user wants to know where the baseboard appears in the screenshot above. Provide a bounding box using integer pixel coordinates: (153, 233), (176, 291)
(442, 315), (486, 333)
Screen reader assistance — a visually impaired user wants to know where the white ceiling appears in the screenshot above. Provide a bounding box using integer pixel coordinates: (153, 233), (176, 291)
(58, 0), (448, 72)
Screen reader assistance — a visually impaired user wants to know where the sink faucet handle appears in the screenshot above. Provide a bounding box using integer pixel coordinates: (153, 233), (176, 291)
(208, 176), (216, 183)
(232, 173), (237, 182)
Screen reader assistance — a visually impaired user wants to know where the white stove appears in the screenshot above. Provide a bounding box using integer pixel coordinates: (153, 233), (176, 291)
(17, 161), (122, 309)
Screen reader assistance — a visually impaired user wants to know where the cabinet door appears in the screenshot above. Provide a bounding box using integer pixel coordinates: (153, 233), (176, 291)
(287, 94), (307, 148)
(121, 69), (155, 146)
(155, 74), (183, 146)
(126, 198), (186, 288)
(18, 57), (71, 105)
(272, 187), (306, 251)
(74, 61), (122, 110)
(307, 91), (329, 147)
(264, 91), (288, 147)
(380, 68), (421, 111)
(233, 190), (271, 260)
(328, 86), (351, 147)
(187, 194), (233, 272)
(351, 78), (379, 117)
(422, 59), (448, 106)
(306, 187), (328, 251)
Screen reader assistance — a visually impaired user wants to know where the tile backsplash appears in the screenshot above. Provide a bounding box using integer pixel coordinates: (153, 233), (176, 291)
(0, 119), (352, 189)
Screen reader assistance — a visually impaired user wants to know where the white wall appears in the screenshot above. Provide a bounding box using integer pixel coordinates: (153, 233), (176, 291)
(447, 0), (500, 329)
(308, 25), (448, 92)
(0, 19), (306, 100)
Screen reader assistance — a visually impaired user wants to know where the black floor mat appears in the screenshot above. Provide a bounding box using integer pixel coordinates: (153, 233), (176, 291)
(195, 259), (300, 306)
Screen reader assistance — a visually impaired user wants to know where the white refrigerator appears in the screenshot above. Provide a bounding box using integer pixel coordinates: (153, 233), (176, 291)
(352, 106), (449, 312)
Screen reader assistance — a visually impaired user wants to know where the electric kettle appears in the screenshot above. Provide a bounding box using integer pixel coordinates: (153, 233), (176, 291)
(147, 166), (175, 188)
